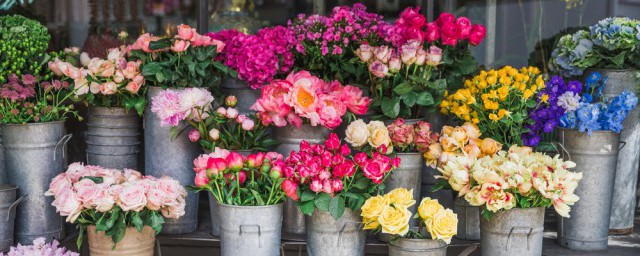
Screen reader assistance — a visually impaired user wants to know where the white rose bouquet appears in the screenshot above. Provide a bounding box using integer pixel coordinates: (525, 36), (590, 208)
(46, 163), (187, 248)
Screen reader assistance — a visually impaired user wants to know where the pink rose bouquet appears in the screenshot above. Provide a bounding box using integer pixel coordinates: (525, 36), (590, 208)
(192, 148), (286, 206)
(437, 145), (582, 220)
(127, 24), (234, 91)
(51, 46), (147, 115)
(206, 26), (297, 89)
(46, 163), (187, 247)
(282, 133), (401, 220)
(360, 7), (486, 119)
(250, 70), (371, 130)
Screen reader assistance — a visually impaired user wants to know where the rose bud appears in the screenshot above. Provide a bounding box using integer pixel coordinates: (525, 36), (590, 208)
(260, 162), (272, 173)
(269, 166), (282, 180)
(282, 179), (299, 201)
(209, 128), (220, 141)
(215, 107), (227, 118)
(237, 171), (247, 185)
(226, 107), (239, 119)
(223, 95), (238, 107)
(188, 129), (200, 142)
(324, 133), (340, 150)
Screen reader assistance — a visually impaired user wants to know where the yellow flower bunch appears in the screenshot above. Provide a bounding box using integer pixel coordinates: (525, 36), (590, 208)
(361, 188), (457, 243)
(423, 122), (502, 169)
(440, 66), (544, 146)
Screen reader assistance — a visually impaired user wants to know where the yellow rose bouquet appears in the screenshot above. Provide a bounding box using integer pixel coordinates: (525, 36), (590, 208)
(438, 145), (583, 220)
(361, 188), (458, 244)
(440, 66), (545, 146)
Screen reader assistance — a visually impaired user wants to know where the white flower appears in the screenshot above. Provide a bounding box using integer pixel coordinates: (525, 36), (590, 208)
(557, 91), (581, 112)
(345, 119), (369, 147)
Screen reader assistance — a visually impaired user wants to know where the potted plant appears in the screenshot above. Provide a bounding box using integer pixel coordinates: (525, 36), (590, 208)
(128, 24), (232, 234)
(281, 133), (400, 256)
(344, 118), (438, 241)
(361, 188), (458, 256)
(555, 72), (638, 250)
(437, 145), (582, 256)
(356, 8), (486, 120)
(46, 163), (186, 255)
(550, 17), (640, 234)
(51, 44), (145, 170)
(192, 149), (286, 255)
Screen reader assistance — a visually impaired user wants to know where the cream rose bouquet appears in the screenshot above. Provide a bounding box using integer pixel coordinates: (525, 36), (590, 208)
(46, 163), (187, 248)
(438, 145), (583, 220)
(361, 188), (457, 243)
(345, 118), (439, 154)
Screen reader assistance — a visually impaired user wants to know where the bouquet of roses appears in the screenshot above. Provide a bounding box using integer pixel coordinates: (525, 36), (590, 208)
(250, 70), (371, 130)
(438, 145), (582, 219)
(549, 17), (640, 77)
(281, 133), (401, 220)
(192, 148), (286, 206)
(441, 66), (545, 146)
(50, 46), (147, 115)
(46, 163), (186, 247)
(558, 72), (638, 134)
(206, 26), (297, 89)
(361, 188), (457, 243)
(361, 8), (486, 119)
(288, 3), (390, 83)
(344, 119), (438, 154)
(127, 24), (233, 93)
(423, 123), (502, 169)
(1, 237), (78, 256)
(0, 73), (80, 124)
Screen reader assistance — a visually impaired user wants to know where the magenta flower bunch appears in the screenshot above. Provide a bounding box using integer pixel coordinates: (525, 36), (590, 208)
(207, 26), (297, 89)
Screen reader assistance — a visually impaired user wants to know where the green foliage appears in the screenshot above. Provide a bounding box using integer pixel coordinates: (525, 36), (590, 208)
(0, 15), (51, 83)
(202, 167), (287, 206)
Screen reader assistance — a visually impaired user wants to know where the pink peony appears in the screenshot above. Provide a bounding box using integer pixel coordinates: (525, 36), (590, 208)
(151, 90), (184, 126)
(188, 129), (201, 142)
(241, 119), (255, 131)
(194, 171), (210, 188)
(193, 154), (211, 172)
(282, 179), (299, 201)
(226, 152), (245, 171)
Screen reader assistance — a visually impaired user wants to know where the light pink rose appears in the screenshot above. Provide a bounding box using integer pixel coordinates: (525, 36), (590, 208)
(374, 46), (391, 63)
(389, 55), (401, 73)
(241, 119), (255, 131)
(45, 174), (71, 196)
(415, 49), (427, 65)
(369, 61), (389, 78)
(87, 58), (104, 75)
(171, 40), (190, 53)
(93, 186), (116, 212)
(74, 178), (99, 207)
(177, 24), (195, 41)
(157, 176), (187, 203)
(51, 187), (82, 223)
(98, 60), (116, 77)
(93, 168), (123, 186)
(100, 81), (118, 95)
(117, 183), (147, 212)
(401, 40), (420, 65)
(356, 44), (373, 62)
(112, 70), (125, 84)
(146, 187), (167, 211)
(160, 196), (186, 219)
(125, 82), (141, 94)
(426, 46), (443, 66)
(65, 163), (87, 183)
(122, 61), (141, 79)
(123, 169), (142, 182)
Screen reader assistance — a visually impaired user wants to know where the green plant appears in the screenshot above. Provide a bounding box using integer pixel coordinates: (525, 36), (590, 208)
(0, 15), (51, 83)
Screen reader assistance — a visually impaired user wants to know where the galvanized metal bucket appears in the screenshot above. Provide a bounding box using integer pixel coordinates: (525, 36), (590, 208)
(480, 207), (545, 256)
(217, 202), (283, 256)
(219, 76), (261, 114)
(421, 112), (448, 186)
(556, 128), (620, 251)
(388, 238), (447, 256)
(86, 107), (141, 170)
(273, 124), (330, 237)
(2, 121), (70, 245)
(0, 132), (5, 185)
(0, 185), (23, 252)
(588, 69), (640, 234)
(454, 197), (481, 241)
(420, 184), (454, 211)
(378, 152), (423, 242)
(144, 86), (201, 234)
(87, 225), (155, 256)
(306, 208), (366, 256)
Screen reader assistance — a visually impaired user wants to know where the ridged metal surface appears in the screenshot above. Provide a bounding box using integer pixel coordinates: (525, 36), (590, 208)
(306, 209), (366, 256)
(454, 197), (481, 241)
(556, 128), (620, 251)
(86, 107), (141, 170)
(480, 207), (545, 256)
(0, 185), (22, 252)
(388, 238), (447, 256)
(217, 202), (283, 256)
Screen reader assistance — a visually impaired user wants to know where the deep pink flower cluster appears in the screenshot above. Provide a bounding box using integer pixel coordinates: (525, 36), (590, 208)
(0, 74), (37, 101)
(288, 3), (391, 56)
(206, 26), (297, 89)
(385, 7), (486, 47)
(192, 147), (284, 188)
(250, 70), (371, 129)
(281, 133), (401, 201)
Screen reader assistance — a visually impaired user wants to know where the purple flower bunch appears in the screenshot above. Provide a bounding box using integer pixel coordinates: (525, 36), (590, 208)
(206, 26), (297, 89)
(288, 3), (390, 57)
(2, 237), (78, 256)
(522, 76), (582, 146)
(0, 74), (36, 101)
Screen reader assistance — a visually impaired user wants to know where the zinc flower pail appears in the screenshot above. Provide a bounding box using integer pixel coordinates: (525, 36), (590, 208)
(219, 76), (261, 114)
(588, 69), (640, 234)
(2, 121), (71, 245)
(419, 112), (448, 186)
(480, 207), (545, 256)
(87, 225), (155, 256)
(453, 197), (481, 241)
(144, 86), (201, 234)
(556, 128), (620, 251)
(273, 124), (330, 237)
(86, 107), (141, 170)
(378, 152), (423, 242)
(0, 185), (23, 252)
(0, 131), (5, 185)
(306, 208), (366, 256)
(217, 202), (283, 256)
(388, 238), (447, 256)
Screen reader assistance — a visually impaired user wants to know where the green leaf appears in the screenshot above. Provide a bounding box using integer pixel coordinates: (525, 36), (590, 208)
(149, 38), (172, 50)
(300, 190), (316, 202)
(299, 200), (315, 216)
(353, 177), (370, 190)
(342, 62), (357, 74)
(416, 92), (434, 106)
(142, 63), (162, 76)
(314, 193), (331, 212)
(401, 92), (417, 107)
(251, 190), (266, 206)
(76, 226), (85, 249)
(150, 212), (165, 234)
(132, 212), (144, 233)
(610, 52), (627, 68)
(112, 212), (127, 245)
(381, 98), (400, 118)
(329, 196), (346, 220)
(431, 79), (447, 91)
(481, 209), (494, 221)
(393, 83), (413, 95)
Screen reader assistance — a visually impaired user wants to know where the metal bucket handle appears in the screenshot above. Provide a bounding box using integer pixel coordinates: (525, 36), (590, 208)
(53, 134), (73, 161)
(239, 224), (262, 248)
(506, 226), (534, 251)
(550, 142), (571, 162)
(619, 141), (627, 150)
(2, 195), (24, 222)
(337, 221), (363, 247)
